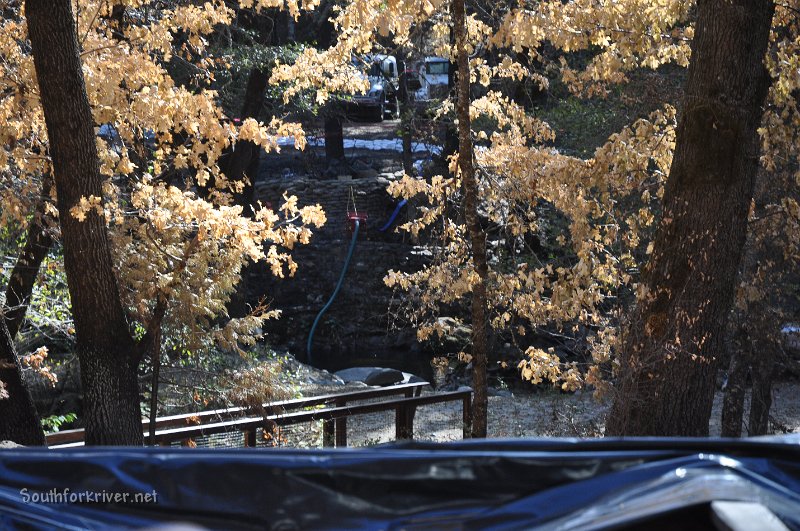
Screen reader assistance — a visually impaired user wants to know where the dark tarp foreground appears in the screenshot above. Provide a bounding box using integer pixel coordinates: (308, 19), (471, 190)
(2, 437), (800, 530)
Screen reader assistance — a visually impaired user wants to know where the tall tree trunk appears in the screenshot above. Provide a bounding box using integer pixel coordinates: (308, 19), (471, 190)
(721, 324), (750, 437)
(0, 316), (46, 446)
(606, 0), (775, 436)
(108, 4), (126, 40)
(749, 353), (774, 435)
(4, 178), (53, 339)
(146, 324), (162, 446)
(748, 311), (778, 435)
(222, 68), (268, 318)
(324, 115), (345, 163)
(222, 68), (268, 212)
(26, 0), (143, 445)
(397, 56), (414, 175)
(443, 29), (459, 162)
(453, 0), (488, 438)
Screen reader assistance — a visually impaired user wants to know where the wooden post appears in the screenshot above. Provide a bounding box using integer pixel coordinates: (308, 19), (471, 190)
(402, 385), (421, 437)
(395, 404), (414, 440)
(322, 419), (335, 447)
(462, 393), (472, 439)
(335, 416), (347, 447)
(243, 429), (257, 448)
(335, 398), (347, 447)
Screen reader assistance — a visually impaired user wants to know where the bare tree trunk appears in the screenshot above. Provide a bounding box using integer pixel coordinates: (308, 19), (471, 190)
(606, 0), (775, 436)
(721, 325), (750, 437)
(147, 325), (162, 445)
(397, 56), (414, 175)
(324, 115), (345, 163)
(0, 179), (53, 446)
(0, 316), (45, 446)
(443, 28), (459, 163)
(222, 68), (268, 318)
(108, 4), (126, 40)
(748, 315), (778, 435)
(222, 68), (268, 209)
(4, 178), (53, 339)
(453, 0), (488, 438)
(26, 0), (143, 445)
(749, 354), (773, 435)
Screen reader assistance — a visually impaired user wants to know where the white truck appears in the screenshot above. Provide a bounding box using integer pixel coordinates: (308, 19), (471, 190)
(414, 56), (450, 102)
(349, 54), (399, 122)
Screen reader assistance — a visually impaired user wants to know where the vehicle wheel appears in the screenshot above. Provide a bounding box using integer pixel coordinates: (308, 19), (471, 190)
(374, 101), (385, 122)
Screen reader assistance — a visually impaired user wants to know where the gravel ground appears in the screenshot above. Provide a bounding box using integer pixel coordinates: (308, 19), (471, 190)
(329, 382), (800, 446)
(161, 353), (800, 448)
(494, 381), (800, 439)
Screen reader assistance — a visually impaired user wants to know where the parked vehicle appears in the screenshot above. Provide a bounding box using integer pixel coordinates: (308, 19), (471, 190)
(403, 65), (422, 92)
(349, 55), (399, 122)
(414, 56), (449, 101)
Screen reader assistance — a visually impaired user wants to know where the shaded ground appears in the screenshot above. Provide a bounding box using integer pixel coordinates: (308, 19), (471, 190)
(271, 355), (800, 445)
(276, 382), (800, 448)
(340, 118), (403, 139)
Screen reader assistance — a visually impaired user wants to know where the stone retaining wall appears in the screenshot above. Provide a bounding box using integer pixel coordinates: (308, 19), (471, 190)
(251, 174), (431, 376)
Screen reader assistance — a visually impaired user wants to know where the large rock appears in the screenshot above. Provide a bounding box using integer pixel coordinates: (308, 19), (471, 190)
(335, 367), (426, 387)
(433, 317), (472, 353)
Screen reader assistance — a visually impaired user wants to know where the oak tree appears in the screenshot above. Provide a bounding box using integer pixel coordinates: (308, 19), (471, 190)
(606, 0), (776, 436)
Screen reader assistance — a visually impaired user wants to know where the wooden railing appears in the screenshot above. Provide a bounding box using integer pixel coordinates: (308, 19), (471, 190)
(46, 382), (473, 448)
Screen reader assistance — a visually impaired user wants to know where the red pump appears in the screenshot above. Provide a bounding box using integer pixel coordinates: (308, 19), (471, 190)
(346, 187), (367, 233)
(347, 211), (368, 233)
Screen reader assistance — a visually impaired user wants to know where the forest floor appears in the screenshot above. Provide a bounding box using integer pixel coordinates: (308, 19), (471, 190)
(484, 382), (800, 439)
(268, 383), (800, 449)
(328, 382), (800, 447)
(266, 353), (800, 447)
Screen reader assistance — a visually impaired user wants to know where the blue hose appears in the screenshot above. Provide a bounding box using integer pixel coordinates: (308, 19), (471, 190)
(307, 219), (360, 363)
(379, 199), (407, 232)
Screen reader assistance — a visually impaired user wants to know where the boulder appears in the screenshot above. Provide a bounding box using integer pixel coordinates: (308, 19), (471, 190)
(335, 367), (425, 387)
(488, 387), (513, 398)
(364, 368), (404, 386)
(433, 317), (472, 352)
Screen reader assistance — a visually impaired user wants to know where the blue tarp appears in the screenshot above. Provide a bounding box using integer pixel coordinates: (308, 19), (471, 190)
(1, 437), (800, 529)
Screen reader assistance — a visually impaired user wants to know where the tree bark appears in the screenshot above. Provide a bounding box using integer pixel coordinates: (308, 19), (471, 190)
(146, 323), (162, 446)
(221, 68), (268, 212)
(748, 313), (777, 435)
(606, 0), (775, 436)
(4, 178), (53, 339)
(324, 115), (345, 163)
(721, 325), (750, 437)
(443, 29), (459, 162)
(26, 0), (143, 445)
(453, 0), (488, 438)
(749, 353), (773, 435)
(0, 315), (46, 446)
(222, 68), (268, 318)
(397, 56), (415, 175)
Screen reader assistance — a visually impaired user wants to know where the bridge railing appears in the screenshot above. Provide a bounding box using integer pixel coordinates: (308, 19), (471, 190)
(46, 382), (472, 448)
